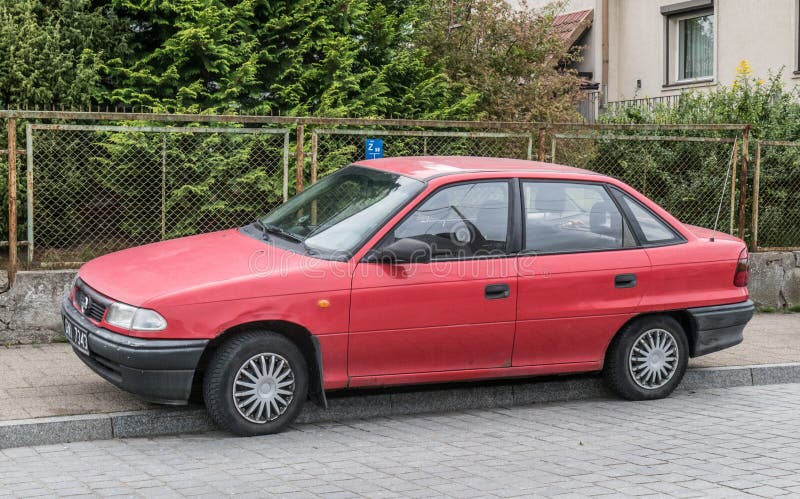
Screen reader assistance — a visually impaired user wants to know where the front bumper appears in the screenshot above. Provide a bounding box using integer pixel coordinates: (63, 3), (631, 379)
(687, 299), (755, 357)
(61, 297), (209, 404)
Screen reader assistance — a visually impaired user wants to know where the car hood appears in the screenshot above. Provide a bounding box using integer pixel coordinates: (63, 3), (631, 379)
(79, 229), (328, 307)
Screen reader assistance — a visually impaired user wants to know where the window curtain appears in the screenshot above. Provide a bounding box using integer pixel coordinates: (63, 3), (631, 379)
(680, 14), (714, 79)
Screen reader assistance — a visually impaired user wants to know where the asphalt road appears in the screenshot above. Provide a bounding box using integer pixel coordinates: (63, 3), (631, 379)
(2, 383), (800, 498)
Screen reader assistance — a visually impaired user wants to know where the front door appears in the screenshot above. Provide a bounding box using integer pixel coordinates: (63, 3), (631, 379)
(513, 180), (650, 367)
(349, 180), (517, 379)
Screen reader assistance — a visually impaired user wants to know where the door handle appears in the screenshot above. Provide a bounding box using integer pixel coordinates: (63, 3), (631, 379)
(615, 274), (637, 288)
(485, 283), (510, 300)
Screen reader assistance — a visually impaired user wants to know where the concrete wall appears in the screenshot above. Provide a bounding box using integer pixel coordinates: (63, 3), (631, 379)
(0, 271), (75, 345)
(749, 252), (800, 310)
(0, 259), (796, 345)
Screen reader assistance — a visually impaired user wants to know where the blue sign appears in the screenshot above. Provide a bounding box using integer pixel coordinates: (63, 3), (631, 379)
(366, 138), (383, 159)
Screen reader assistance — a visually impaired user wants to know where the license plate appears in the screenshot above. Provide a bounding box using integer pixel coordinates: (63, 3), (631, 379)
(64, 318), (90, 355)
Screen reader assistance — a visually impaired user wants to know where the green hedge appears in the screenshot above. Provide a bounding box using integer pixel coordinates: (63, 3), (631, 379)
(601, 66), (800, 247)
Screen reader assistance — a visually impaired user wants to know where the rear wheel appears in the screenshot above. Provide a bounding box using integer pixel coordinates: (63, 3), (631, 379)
(604, 316), (688, 400)
(203, 331), (308, 436)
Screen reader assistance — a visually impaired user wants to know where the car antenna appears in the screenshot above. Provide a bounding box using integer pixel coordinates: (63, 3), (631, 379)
(711, 137), (738, 242)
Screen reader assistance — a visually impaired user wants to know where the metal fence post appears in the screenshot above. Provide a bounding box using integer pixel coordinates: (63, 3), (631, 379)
(526, 133), (533, 161)
(26, 124), (33, 264)
(537, 128), (546, 161)
(7, 118), (17, 285)
(550, 135), (557, 163)
(752, 141), (761, 250)
(282, 131), (290, 201)
(729, 140), (738, 235)
(642, 159), (648, 196)
(161, 134), (167, 240)
(311, 130), (318, 185)
(295, 125), (304, 193)
(310, 130), (318, 225)
(738, 126), (750, 241)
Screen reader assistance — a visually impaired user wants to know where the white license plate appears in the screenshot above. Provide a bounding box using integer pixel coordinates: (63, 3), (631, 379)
(64, 318), (90, 355)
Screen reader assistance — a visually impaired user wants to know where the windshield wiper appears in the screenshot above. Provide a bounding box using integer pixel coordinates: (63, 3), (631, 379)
(261, 223), (304, 244)
(253, 220), (271, 241)
(253, 220), (319, 256)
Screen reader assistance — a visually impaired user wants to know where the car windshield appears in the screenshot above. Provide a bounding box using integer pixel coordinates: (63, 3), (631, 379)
(257, 165), (424, 259)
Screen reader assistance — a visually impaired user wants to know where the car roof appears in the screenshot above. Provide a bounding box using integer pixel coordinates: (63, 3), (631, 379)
(352, 156), (598, 181)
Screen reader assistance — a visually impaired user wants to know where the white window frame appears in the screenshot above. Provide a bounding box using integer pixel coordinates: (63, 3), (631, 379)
(662, 3), (716, 87)
(673, 9), (715, 83)
(796, 0), (800, 74)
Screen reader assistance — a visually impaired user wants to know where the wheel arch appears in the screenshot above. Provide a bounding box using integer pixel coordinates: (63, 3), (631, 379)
(603, 310), (698, 366)
(194, 320), (327, 408)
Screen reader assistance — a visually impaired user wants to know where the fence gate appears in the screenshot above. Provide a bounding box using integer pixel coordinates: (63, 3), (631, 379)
(551, 133), (740, 235)
(24, 124), (290, 267)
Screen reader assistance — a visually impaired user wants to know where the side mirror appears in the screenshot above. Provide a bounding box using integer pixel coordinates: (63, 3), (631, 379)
(371, 238), (432, 264)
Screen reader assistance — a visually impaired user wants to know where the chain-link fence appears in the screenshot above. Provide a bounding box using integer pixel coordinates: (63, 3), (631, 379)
(4, 111), (800, 276)
(551, 132), (739, 234)
(753, 141), (800, 250)
(25, 124), (289, 266)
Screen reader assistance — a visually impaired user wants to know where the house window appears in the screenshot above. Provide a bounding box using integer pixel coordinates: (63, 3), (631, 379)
(796, 0), (800, 72)
(677, 13), (714, 80)
(662, 1), (715, 85)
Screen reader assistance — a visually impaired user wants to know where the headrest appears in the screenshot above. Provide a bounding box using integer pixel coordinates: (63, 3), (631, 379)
(590, 201), (621, 235)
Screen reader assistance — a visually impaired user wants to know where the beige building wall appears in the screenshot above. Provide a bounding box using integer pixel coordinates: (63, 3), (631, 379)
(522, 0), (800, 102)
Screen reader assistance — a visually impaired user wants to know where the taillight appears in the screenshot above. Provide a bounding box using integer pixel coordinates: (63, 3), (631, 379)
(734, 248), (749, 287)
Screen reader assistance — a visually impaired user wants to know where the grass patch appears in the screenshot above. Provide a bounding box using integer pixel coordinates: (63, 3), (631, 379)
(757, 305), (777, 313)
(789, 304), (800, 313)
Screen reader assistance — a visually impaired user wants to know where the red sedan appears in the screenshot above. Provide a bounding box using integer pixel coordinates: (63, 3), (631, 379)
(62, 157), (753, 435)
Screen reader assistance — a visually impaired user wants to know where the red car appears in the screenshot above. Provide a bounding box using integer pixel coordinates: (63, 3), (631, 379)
(62, 157), (753, 435)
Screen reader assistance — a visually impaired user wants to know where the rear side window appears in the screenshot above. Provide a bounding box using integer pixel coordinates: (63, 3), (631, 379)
(618, 193), (682, 245)
(522, 181), (634, 254)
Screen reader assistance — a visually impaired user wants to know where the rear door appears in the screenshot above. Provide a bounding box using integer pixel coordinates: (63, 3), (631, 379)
(610, 189), (742, 309)
(513, 180), (651, 367)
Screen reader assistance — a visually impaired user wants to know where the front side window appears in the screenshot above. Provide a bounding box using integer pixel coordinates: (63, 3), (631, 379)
(383, 181), (510, 259)
(523, 181), (633, 254)
(678, 12), (714, 80)
(259, 166), (423, 258)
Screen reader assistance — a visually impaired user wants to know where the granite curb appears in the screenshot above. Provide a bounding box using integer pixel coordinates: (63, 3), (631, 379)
(2, 363), (799, 450)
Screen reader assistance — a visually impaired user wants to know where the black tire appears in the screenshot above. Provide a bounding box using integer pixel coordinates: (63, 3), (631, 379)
(604, 315), (689, 401)
(203, 330), (308, 436)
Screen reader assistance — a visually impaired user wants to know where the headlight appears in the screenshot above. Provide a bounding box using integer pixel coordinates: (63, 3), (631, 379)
(69, 274), (79, 299)
(106, 302), (167, 331)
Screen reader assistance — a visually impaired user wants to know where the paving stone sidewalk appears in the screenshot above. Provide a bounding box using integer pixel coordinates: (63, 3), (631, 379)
(1, 313), (798, 423)
(3, 383), (800, 498)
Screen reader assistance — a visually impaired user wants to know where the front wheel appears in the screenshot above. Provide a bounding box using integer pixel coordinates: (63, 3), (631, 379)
(203, 331), (308, 436)
(604, 316), (689, 400)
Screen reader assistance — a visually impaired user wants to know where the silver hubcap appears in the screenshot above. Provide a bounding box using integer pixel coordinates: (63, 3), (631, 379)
(232, 353), (295, 424)
(628, 328), (679, 389)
